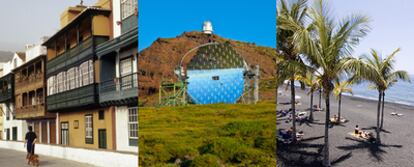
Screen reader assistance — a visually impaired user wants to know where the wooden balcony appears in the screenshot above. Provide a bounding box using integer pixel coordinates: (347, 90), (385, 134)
(47, 83), (98, 112)
(15, 73), (44, 95)
(15, 104), (49, 119)
(47, 36), (109, 77)
(0, 74), (14, 103)
(99, 73), (138, 106)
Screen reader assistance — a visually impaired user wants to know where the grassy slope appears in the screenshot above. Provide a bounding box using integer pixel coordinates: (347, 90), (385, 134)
(139, 102), (276, 167)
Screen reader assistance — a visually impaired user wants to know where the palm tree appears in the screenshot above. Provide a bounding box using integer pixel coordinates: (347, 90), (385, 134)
(350, 48), (410, 142)
(277, 0), (308, 143)
(298, 72), (320, 121)
(333, 81), (353, 123)
(283, 0), (370, 165)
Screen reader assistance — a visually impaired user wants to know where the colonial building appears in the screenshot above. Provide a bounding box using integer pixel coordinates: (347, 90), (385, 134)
(0, 63), (4, 139)
(0, 53), (28, 141)
(97, 0), (138, 153)
(43, 1), (115, 150)
(13, 40), (57, 144)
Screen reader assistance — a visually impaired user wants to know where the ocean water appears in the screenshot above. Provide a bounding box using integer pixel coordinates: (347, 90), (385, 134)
(344, 74), (414, 106)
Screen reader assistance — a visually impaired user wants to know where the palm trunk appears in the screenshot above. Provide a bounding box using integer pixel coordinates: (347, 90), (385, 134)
(376, 90), (382, 144)
(337, 93), (342, 122)
(290, 79), (297, 142)
(309, 91), (314, 121)
(380, 91), (385, 129)
(323, 89), (331, 167)
(319, 89), (322, 108)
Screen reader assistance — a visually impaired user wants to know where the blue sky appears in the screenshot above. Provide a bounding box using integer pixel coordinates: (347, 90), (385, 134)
(328, 0), (414, 74)
(139, 0), (276, 50)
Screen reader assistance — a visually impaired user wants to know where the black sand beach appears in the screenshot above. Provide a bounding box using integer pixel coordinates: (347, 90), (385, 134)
(277, 87), (414, 167)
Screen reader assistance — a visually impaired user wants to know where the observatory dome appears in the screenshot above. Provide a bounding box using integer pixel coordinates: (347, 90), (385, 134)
(202, 21), (213, 34)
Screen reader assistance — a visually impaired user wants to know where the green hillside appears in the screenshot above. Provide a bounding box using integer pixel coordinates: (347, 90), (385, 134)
(139, 103), (276, 167)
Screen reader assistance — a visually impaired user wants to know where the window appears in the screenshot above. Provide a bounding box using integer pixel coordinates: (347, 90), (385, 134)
(98, 110), (104, 120)
(74, 67), (80, 89)
(128, 107), (138, 146)
(54, 75), (58, 94)
(12, 127), (17, 141)
(120, 58), (133, 89)
(80, 61), (89, 86)
(67, 68), (75, 90)
(62, 71), (67, 92)
(47, 60), (93, 95)
(121, 0), (137, 20)
(57, 72), (63, 93)
(49, 77), (52, 95)
(61, 122), (69, 145)
(85, 114), (93, 144)
(89, 60), (94, 84)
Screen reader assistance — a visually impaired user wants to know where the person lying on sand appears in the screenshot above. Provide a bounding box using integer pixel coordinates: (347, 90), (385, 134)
(359, 131), (376, 142)
(313, 105), (324, 111)
(391, 112), (404, 116)
(330, 115), (348, 124)
(349, 126), (376, 143)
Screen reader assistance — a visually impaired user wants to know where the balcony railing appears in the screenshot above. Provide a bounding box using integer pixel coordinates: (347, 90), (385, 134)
(47, 36), (108, 76)
(47, 84), (97, 111)
(99, 73), (137, 104)
(15, 72), (44, 89)
(15, 104), (46, 119)
(0, 89), (12, 102)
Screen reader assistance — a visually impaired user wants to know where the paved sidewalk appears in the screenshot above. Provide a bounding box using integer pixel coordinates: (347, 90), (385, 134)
(0, 148), (96, 167)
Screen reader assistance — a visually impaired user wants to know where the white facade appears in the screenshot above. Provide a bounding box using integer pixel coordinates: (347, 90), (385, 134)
(24, 38), (47, 62)
(111, 0), (138, 154)
(112, 0), (122, 38)
(1, 53), (27, 141)
(114, 52), (137, 153)
(0, 140), (138, 167)
(115, 106), (137, 153)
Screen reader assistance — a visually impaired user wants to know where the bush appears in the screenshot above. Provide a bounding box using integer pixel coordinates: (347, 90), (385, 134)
(139, 142), (173, 166)
(233, 147), (263, 163)
(221, 121), (265, 138)
(190, 154), (221, 167)
(198, 137), (244, 162)
(167, 145), (198, 160)
(254, 136), (276, 153)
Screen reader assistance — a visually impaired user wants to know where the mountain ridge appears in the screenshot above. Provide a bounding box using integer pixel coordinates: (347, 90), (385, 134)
(138, 31), (276, 96)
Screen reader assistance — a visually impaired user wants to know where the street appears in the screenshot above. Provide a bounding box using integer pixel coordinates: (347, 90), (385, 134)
(0, 148), (96, 167)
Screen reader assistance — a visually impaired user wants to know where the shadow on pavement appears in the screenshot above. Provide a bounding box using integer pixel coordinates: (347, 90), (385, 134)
(361, 126), (392, 134)
(337, 137), (402, 161)
(277, 136), (326, 167)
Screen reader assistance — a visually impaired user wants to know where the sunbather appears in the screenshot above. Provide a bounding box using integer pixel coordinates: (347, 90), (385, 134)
(313, 105), (323, 111)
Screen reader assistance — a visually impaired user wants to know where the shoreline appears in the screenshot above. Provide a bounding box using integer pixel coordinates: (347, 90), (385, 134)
(282, 85), (414, 110)
(277, 86), (414, 167)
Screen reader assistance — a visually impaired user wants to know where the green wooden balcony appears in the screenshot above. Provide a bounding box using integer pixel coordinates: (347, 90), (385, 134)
(47, 84), (98, 111)
(99, 73), (138, 106)
(0, 74), (14, 103)
(47, 36), (109, 77)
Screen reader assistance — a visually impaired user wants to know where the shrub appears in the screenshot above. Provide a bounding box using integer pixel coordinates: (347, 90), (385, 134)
(190, 154), (221, 167)
(221, 121), (265, 138)
(198, 137), (244, 162)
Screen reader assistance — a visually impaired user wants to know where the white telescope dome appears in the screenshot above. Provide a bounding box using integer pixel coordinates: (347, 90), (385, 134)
(202, 21), (213, 34)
